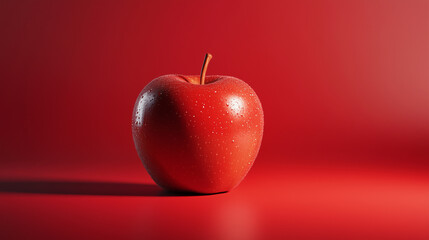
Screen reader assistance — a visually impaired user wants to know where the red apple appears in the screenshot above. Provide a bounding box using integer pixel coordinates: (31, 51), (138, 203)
(132, 54), (263, 194)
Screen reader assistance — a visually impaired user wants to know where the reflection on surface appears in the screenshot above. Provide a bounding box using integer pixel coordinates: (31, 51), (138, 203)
(135, 92), (155, 126)
(227, 96), (245, 117)
(213, 200), (257, 240)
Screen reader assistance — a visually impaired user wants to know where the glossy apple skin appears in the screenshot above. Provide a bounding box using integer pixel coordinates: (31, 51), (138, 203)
(132, 74), (263, 194)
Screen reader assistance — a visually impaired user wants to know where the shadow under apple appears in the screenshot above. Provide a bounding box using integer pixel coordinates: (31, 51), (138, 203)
(0, 179), (210, 197)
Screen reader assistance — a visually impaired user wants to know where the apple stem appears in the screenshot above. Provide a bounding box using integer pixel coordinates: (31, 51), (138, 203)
(200, 53), (213, 85)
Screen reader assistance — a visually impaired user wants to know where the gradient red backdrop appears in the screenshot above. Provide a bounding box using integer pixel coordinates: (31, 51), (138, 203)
(1, 1), (428, 239)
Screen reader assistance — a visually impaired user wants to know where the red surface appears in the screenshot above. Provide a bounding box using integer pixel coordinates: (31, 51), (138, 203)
(0, 0), (428, 239)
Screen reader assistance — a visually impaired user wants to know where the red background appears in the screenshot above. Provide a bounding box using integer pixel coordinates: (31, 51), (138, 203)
(1, 1), (428, 239)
